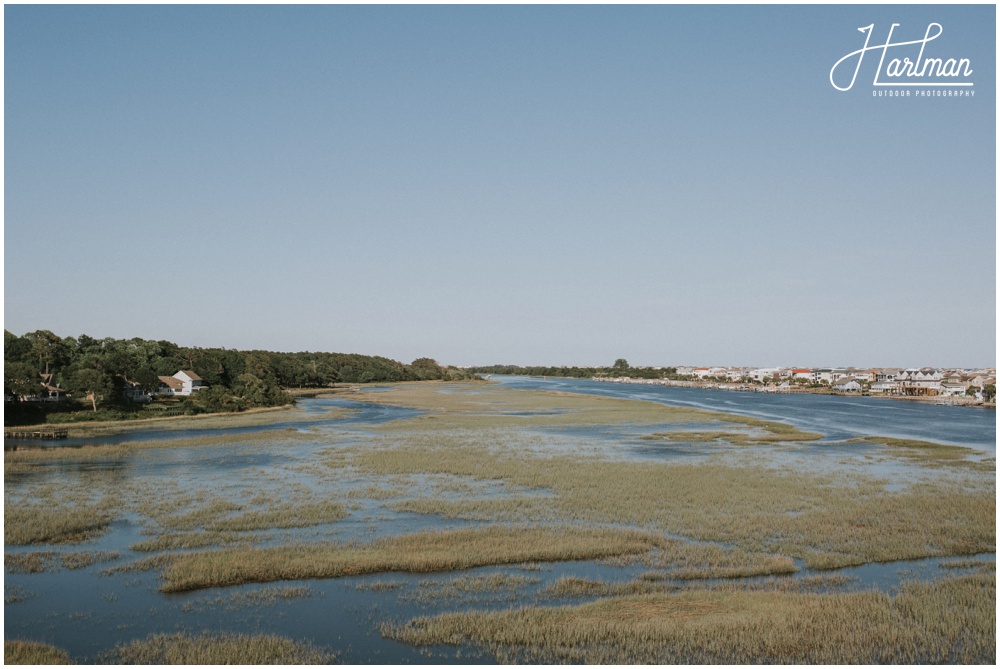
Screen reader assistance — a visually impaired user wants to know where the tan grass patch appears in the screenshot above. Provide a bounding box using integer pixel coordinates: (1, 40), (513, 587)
(106, 632), (333, 664)
(4, 640), (71, 664)
(384, 572), (995, 663)
(160, 526), (668, 592)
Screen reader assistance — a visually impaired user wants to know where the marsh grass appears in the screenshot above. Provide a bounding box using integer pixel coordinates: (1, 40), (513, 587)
(4, 585), (35, 604)
(207, 501), (348, 532)
(347, 436), (994, 569)
(10, 403), (343, 439)
(182, 586), (313, 613)
(356, 579), (408, 591)
(159, 499), (243, 531)
(5, 551), (55, 573)
(406, 573), (541, 603)
(384, 571), (995, 663)
(102, 554), (175, 575)
(939, 558), (994, 570)
(4, 503), (115, 545)
(544, 576), (678, 598)
(4, 640), (71, 664)
(5, 429), (320, 472)
(61, 550), (120, 570)
(848, 436), (990, 470)
(130, 531), (258, 552)
(640, 428), (821, 446)
(160, 526), (669, 592)
(106, 632), (334, 664)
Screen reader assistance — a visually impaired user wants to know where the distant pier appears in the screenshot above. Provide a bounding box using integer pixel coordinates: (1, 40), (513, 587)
(4, 429), (69, 448)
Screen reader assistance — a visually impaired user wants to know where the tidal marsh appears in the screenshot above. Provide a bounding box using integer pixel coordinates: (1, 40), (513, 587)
(384, 571), (995, 663)
(105, 632), (334, 664)
(345, 434), (993, 569)
(5, 380), (994, 663)
(160, 526), (669, 592)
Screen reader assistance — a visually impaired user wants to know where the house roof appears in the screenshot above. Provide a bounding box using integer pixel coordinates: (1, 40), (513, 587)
(178, 370), (202, 381)
(158, 376), (184, 390)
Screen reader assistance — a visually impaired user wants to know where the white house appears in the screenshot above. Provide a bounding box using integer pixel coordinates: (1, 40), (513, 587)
(869, 380), (899, 394)
(899, 368), (942, 396)
(811, 369), (834, 384)
(832, 377), (862, 393)
(939, 382), (969, 397)
(157, 370), (206, 397)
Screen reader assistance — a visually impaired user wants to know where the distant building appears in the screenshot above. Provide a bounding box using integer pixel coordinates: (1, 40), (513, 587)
(122, 379), (151, 403)
(157, 370), (206, 397)
(38, 373), (68, 402)
(899, 368), (942, 396)
(832, 377), (862, 393)
(869, 380), (899, 395)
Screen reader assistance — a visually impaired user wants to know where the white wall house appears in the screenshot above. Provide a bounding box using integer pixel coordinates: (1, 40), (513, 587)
(832, 377), (862, 393)
(157, 370), (206, 397)
(811, 369), (834, 384)
(939, 382), (969, 397)
(869, 380), (899, 394)
(899, 368), (942, 395)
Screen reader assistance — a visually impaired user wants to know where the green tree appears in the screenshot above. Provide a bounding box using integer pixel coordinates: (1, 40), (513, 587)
(983, 384), (995, 402)
(4, 362), (40, 399)
(67, 368), (113, 412)
(25, 330), (70, 374)
(612, 359), (630, 373)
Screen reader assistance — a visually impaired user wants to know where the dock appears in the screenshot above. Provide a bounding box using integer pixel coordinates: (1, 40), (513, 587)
(4, 428), (70, 445)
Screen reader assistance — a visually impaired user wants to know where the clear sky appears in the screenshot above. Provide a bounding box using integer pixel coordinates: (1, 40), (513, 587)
(4, 4), (996, 368)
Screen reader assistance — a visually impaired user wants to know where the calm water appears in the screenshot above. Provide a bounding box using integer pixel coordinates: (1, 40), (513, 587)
(494, 375), (997, 453)
(4, 388), (995, 662)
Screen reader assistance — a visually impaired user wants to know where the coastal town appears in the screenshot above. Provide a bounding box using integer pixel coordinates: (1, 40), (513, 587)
(594, 365), (996, 403)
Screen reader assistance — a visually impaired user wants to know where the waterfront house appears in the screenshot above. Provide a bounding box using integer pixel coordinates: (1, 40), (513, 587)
(38, 374), (67, 402)
(939, 382), (969, 397)
(156, 370), (206, 397)
(121, 379), (151, 403)
(875, 369), (902, 383)
(870, 380), (899, 394)
(811, 369), (834, 384)
(832, 377), (862, 393)
(898, 368), (942, 396)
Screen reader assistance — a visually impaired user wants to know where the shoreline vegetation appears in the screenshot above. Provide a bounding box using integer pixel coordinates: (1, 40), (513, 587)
(3, 328), (476, 429)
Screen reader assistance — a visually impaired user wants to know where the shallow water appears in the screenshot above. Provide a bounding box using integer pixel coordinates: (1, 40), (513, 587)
(494, 376), (996, 453)
(4, 390), (995, 662)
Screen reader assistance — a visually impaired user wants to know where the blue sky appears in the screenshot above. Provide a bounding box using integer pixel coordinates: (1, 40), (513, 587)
(4, 5), (995, 368)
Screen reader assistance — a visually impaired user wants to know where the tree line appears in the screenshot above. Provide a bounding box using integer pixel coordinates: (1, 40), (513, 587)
(468, 359), (678, 380)
(4, 329), (471, 423)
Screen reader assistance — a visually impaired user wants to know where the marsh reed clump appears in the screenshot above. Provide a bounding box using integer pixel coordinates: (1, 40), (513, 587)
(106, 632), (334, 664)
(384, 572), (995, 663)
(5, 551), (55, 573)
(4, 503), (115, 545)
(160, 526), (668, 592)
(60, 550), (120, 570)
(207, 500), (348, 531)
(4, 640), (71, 664)
(130, 531), (257, 552)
